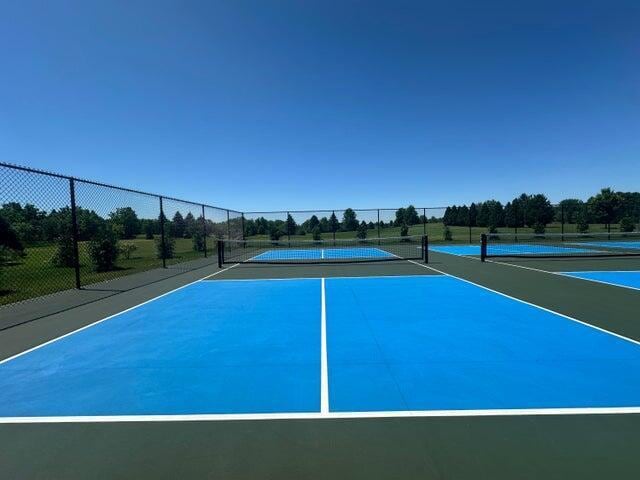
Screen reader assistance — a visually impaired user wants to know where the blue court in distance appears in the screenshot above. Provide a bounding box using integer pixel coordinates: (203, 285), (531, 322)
(562, 271), (640, 291)
(572, 241), (640, 250)
(430, 244), (597, 256)
(251, 246), (395, 261)
(1, 275), (640, 418)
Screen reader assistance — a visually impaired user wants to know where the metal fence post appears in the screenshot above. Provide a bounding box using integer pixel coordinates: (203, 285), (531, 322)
(202, 204), (207, 258)
(332, 210), (336, 245)
(226, 210), (231, 239)
(377, 209), (381, 245)
(68, 178), (81, 289)
(159, 196), (166, 268)
(287, 211), (291, 246)
(241, 214), (245, 240)
(561, 203), (565, 241)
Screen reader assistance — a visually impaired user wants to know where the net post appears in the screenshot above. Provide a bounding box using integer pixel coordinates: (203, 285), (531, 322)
(217, 239), (224, 268)
(68, 178), (81, 289)
(480, 233), (487, 262)
(159, 196), (166, 268)
(201, 204), (207, 258)
(423, 235), (429, 264)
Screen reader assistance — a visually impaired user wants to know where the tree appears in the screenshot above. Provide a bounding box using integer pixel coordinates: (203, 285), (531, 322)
(144, 221), (155, 239)
(405, 205), (420, 225)
(457, 205), (469, 226)
(0, 214), (24, 254)
(395, 207), (407, 226)
(87, 227), (120, 272)
(329, 212), (340, 233)
(307, 215), (320, 232)
(119, 242), (137, 260)
(269, 224), (285, 241)
(156, 235), (175, 259)
(184, 212), (197, 238)
(51, 224), (76, 267)
(576, 208), (589, 233)
(342, 209), (358, 231)
(588, 188), (623, 229)
(286, 214), (297, 236)
(620, 217), (636, 232)
(356, 221), (368, 239)
(468, 203), (478, 227)
(109, 207), (139, 239)
(443, 225), (452, 241)
(172, 211), (186, 238)
(400, 224), (409, 237)
(558, 199), (584, 224)
(192, 227), (206, 251)
(312, 226), (322, 241)
(523, 194), (554, 228)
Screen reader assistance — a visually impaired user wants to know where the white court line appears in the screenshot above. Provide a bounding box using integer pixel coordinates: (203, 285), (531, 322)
(406, 260), (640, 347)
(203, 274), (442, 282)
(558, 273), (640, 292)
(320, 278), (329, 413)
(0, 263), (239, 366)
(1, 406), (640, 424)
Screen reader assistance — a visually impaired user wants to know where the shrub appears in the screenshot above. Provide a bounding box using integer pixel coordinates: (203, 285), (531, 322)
(119, 242), (137, 260)
(144, 222), (155, 240)
(269, 226), (284, 241)
(487, 224), (497, 234)
(576, 215), (589, 233)
(620, 216), (636, 233)
(155, 235), (175, 259)
(51, 230), (76, 267)
(192, 229), (205, 252)
(312, 226), (322, 241)
(400, 224), (409, 237)
(443, 225), (452, 241)
(356, 221), (368, 240)
(533, 222), (545, 234)
(87, 228), (120, 272)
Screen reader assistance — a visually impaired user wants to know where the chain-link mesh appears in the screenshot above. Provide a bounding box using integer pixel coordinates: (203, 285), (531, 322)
(1, 165), (75, 305)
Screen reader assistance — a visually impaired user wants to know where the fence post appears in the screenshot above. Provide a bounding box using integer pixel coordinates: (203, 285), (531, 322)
(561, 203), (565, 241)
(226, 210), (231, 239)
(68, 178), (81, 289)
(287, 211), (291, 246)
(202, 204), (207, 258)
(159, 196), (166, 268)
(377, 209), (381, 245)
(332, 210), (336, 246)
(480, 234), (487, 262)
(423, 208), (427, 236)
(241, 213), (245, 240)
(468, 209), (472, 243)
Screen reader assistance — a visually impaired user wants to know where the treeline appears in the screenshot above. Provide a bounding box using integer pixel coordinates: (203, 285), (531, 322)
(0, 202), (231, 272)
(443, 189), (640, 233)
(245, 206), (426, 240)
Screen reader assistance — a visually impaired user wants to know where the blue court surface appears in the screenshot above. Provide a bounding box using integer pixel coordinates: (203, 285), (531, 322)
(562, 271), (640, 291)
(430, 244), (596, 256)
(572, 241), (640, 250)
(1, 275), (640, 418)
(252, 247), (394, 261)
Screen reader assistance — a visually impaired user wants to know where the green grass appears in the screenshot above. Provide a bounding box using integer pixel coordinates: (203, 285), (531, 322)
(246, 222), (618, 244)
(0, 235), (217, 306)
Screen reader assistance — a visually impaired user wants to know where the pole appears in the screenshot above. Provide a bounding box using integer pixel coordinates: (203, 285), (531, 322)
(480, 233), (487, 262)
(561, 203), (565, 241)
(423, 208), (427, 236)
(217, 239), (223, 268)
(159, 196), (166, 268)
(226, 210), (231, 239)
(202, 204), (207, 258)
(424, 235), (429, 264)
(377, 209), (381, 245)
(68, 178), (81, 289)
(287, 211), (291, 246)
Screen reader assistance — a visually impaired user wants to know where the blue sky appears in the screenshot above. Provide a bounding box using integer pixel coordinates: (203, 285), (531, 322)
(1, 1), (639, 212)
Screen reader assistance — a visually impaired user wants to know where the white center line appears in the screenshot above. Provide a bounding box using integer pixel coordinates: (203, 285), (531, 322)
(320, 278), (329, 413)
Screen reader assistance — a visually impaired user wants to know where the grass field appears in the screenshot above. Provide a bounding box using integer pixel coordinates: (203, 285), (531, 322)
(0, 222), (626, 306)
(0, 235), (218, 306)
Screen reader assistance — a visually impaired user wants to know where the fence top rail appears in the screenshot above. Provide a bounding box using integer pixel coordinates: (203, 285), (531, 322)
(1, 162), (240, 214)
(243, 207), (450, 215)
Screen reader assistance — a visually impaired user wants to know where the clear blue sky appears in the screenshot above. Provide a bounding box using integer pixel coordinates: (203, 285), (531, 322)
(1, 1), (639, 212)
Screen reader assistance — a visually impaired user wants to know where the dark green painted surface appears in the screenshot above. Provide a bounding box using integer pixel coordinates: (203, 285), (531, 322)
(1, 251), (639, 479)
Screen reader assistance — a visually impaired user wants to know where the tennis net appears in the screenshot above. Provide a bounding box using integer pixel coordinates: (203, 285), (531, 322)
(218, 235), (428, 265)
(481, 232), (640, 260)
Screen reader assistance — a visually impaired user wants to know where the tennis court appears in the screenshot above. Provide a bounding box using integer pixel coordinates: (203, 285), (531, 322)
(2, 237), (640, 479)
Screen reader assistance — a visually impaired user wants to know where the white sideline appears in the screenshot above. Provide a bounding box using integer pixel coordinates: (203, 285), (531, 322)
(0, 264), (239, 366)
(1, 406), (639, 424)
(406, 260), (640, 347)
(320, 278), (329, 413)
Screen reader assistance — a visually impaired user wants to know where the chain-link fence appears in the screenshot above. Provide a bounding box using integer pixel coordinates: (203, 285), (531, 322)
(1, 163), (242, 306)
